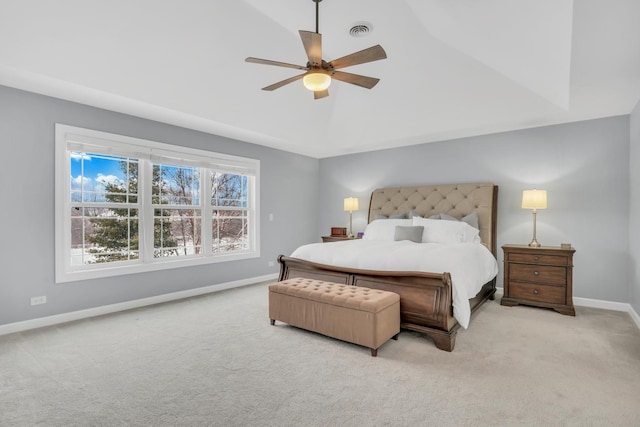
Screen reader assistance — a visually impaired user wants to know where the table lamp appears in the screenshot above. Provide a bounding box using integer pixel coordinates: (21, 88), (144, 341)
(343, 197), (359, 238)
(522, 189), (547, 247)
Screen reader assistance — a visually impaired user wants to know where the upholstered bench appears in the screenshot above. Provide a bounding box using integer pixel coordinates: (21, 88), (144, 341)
(269, 278), (400, 357)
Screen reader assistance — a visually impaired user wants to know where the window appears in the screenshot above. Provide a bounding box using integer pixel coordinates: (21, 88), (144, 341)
(55, 124), (260, 282)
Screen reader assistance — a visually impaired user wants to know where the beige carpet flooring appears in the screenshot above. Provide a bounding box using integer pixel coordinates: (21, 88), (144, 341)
(1, 282), (640, 426)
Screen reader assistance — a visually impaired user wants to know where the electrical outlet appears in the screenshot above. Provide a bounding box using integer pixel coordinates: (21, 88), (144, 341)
(268, 261), (275, 267)
(30, 296), (47, 306)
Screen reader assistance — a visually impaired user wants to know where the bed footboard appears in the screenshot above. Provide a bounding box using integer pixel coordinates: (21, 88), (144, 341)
(277, 255), (462, 351)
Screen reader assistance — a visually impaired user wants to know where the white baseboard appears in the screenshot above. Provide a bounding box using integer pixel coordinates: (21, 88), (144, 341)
(0, 273), (278, 337)
(496, 287), (640, 330)
(624, 304), (640, 329)
(572, 296), (629, 311)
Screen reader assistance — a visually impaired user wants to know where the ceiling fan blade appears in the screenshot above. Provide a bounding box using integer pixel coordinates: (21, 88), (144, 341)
(299, 30), (322, 66)
(332, 71), (380, 89)
(245, 57), (308, 71)
(314, 89), (329, 100)
(328, 45), (387, 70)
(262, 73), (305, 91)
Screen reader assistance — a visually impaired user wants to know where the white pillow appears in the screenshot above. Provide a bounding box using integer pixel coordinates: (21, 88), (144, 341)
(362, 219), (413, 241)
(412, 216), (480, 244)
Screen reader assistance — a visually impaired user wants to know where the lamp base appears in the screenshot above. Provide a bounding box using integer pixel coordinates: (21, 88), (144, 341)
(528, 210), (541, 248)
(347, 233), (355, 239)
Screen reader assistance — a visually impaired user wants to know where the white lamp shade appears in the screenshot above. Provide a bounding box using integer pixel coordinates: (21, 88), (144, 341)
(303, 72), (332, 91)
(522, 189), (547, 209)
(343, 197), (359, 212)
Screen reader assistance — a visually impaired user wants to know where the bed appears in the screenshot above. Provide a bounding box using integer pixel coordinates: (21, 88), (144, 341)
(277, 183), (499, 351)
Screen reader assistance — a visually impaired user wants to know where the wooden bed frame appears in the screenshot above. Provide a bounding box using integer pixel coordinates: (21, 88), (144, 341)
(277, 183), (498, 351)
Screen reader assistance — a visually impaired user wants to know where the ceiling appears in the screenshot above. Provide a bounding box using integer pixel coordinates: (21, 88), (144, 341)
(1, 0), (639, 158)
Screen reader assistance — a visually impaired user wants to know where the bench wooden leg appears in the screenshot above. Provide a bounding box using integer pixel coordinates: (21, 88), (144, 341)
(392, 333), (399, 340)
(370, 348), (377, 357)
(270, 319), (275, 326)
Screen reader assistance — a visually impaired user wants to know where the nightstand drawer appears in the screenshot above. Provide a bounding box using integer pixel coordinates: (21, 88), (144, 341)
(510, 264), (566, 285)
(508, 253), (567, 266)
(509, 282), (565, 304)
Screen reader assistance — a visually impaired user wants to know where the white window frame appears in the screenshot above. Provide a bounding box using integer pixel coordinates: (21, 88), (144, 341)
(55, 124), (260, 283)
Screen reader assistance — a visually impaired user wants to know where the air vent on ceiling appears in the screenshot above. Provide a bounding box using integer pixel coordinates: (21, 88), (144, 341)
(349, 22), (372, 38)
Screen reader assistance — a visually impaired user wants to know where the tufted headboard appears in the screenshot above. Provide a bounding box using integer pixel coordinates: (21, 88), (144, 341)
(368, 183), (498, 256)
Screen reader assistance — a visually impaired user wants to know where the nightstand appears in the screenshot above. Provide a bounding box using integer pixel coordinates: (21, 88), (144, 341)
(321, 236), (360, 243)
(501, 244), (576, 316)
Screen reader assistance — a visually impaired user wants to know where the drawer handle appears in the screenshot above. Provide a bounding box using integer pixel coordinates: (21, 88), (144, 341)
(533, 289), (539, 295)
(533, 271), (539, 276)
(534, 256), (539, 261)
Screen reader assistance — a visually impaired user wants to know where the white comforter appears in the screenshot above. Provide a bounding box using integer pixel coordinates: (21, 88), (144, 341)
(291, 240), (498, 329)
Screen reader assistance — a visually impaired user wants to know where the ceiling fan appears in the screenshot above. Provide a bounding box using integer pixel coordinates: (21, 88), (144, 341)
(245, 0), (387, 100)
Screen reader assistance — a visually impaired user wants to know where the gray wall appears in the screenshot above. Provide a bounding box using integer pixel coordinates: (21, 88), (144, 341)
(630, 100), (640, 314)
(319, 116), (631, 303)
(0, 85), (319, 325)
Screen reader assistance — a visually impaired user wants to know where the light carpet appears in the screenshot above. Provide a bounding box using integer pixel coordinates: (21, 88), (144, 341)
(1, 282), (640, 426)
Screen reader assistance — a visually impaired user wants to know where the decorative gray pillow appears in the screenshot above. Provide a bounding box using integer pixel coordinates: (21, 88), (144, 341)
(461, 212), (479, 230)
(429, 212), (479, 230)
(394, 226), (424, 243)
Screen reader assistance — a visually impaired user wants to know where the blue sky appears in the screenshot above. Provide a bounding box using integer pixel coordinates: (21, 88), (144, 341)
(71, 153), (127, 180)
(70, 152), (131, 197)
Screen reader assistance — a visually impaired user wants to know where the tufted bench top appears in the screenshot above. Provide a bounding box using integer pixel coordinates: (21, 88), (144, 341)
(270, 278), (399, 313)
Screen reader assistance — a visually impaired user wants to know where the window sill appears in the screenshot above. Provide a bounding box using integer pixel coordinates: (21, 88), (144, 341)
(56, 250), (260, 283)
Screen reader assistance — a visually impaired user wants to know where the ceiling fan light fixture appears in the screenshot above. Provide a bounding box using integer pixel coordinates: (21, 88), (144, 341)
(303, 72), (332, 91)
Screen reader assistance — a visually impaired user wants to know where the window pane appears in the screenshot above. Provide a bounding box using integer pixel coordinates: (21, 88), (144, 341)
(212, 210), (248, 253)
(211, 173), (247, 207)
(154, 208), (202, 257)
(70, 152), (138, 204)
(71, 207), (139, 265)
(152, 164), (202, 258)
(153, 164), (200, 206)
